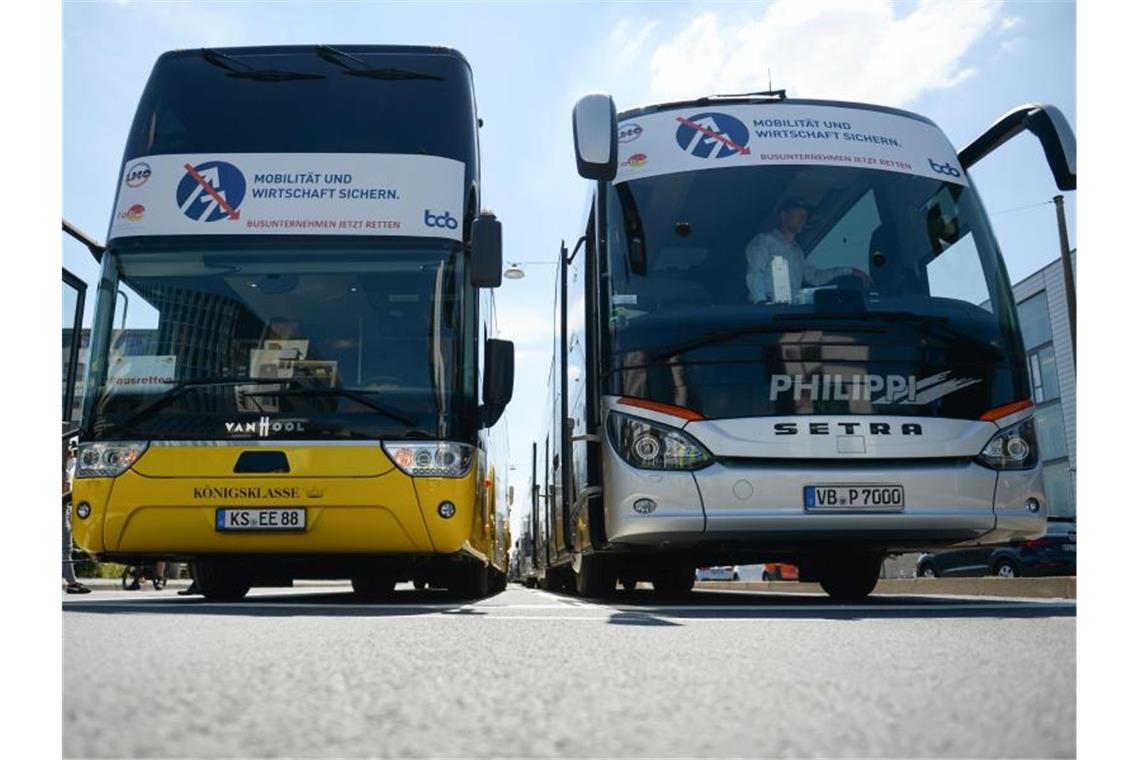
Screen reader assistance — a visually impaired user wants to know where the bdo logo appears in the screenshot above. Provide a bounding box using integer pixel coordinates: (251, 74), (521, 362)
(176, 161), (246, 222)
(928, 158), (962, 178)
(125, 162), (152, 188)
(424, 209), (459, 230)
(675, 112), (751, 159)
(618, 122), (644, 143)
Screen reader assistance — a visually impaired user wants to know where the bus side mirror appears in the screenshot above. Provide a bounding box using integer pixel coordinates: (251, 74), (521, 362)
(958, 104), (1076, 191)
(482, 338), (514, 427)
(573, 94), (618, 181)
(471, 212), (502, 288)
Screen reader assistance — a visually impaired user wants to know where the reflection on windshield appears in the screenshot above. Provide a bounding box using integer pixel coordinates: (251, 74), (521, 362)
(87, 246), (473, 439)
(607, 165), (1017, 353)
(603, 164), (1028, 421)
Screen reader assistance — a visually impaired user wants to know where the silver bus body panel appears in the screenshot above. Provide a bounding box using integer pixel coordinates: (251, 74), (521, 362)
(683, 416), (998, 459)
(599, 396), (1047, 550)
(989, 464), (1048, 543)
(695, 460), (998, 544)
(601, 444), (706, 547)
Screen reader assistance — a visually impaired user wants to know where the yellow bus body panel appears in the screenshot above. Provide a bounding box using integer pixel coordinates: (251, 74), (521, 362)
(71, 445), (481, 557)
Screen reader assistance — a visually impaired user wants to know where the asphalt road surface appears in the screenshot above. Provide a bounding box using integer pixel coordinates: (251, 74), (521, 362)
(63, 584), (1075, 758)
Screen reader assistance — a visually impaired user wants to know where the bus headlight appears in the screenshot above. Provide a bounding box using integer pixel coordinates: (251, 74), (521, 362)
(607, 411), (713, 471)
(383, 442), (474, 478)
(977, 419), (1038, 470)
(74, 442), (149, 478)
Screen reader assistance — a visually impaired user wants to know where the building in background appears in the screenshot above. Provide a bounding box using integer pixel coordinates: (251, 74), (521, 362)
(1012, 254), (1076, 519)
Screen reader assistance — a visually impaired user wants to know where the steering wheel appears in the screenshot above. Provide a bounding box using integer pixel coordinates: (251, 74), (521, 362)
(363, 376), (403, 388)
(832, 273), (871, 292)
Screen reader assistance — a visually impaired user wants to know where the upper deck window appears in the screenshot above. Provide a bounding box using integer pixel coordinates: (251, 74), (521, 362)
(124, 49), (477, 163)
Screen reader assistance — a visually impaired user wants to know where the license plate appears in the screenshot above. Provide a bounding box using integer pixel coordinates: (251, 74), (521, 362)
(215, 508), (306, 531)
(805, 485), (904, 510)
(1063, 544), (1076, 552)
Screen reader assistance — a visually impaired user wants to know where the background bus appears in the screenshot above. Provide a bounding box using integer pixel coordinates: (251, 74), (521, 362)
(70, 45), (514, 601)
(526, 92), (1075, 600)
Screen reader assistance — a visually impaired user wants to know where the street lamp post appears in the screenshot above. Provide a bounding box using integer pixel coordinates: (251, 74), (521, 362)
(1053, 195), (1076, 371)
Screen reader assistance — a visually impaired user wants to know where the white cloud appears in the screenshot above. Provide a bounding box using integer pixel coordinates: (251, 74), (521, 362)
(648, 0), (1005, 107)
(1000, 16), (1024, 32)
(999, 38), (1025, 56)
(606, 18), (660, 71)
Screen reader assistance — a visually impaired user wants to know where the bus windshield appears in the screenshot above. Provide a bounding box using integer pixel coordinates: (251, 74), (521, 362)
(85, 242), (475, 441)
(605, 164), (1028, 419)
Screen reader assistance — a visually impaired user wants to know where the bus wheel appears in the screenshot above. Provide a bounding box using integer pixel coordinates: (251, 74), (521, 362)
(451, 564), (489, 600)
(574, 555), (615, 598)
(652, 568), (695, 597)
(353, 574), (396, 600)
(819, 553), (882, 602)
(193, 560), (252, 602)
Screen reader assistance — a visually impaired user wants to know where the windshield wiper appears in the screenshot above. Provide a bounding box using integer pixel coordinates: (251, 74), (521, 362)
(238, 387), (418, 427)
(343, 68), (443, 81)
(112, 377), (297, 433)
(201, 48), (325, 82)
(775, 310), (1004, 356)
(315, 45), (443, 81)
(647, 322), (884, 362)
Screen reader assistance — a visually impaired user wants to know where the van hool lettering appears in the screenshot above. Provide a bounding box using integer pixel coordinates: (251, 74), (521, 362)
(192, 486), (300, 500)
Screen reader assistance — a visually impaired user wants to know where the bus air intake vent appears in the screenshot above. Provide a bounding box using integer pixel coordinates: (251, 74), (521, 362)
(234, 451), (290, 474)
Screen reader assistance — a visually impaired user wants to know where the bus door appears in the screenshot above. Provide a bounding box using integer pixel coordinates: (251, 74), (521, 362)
(62, 267), (86, 432)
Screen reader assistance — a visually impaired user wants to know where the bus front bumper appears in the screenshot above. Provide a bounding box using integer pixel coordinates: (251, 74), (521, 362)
(603, 453), (1046, 552)
(69, 444), (483, 558)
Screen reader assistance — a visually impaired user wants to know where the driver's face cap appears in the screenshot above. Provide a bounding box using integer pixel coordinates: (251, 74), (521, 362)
(778, 197), (811, 233)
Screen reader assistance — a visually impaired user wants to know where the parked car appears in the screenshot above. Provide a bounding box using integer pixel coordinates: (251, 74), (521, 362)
(761, 563), (798, 581)
(695, 566), (740, 581)
(916, 519), (1076, 578)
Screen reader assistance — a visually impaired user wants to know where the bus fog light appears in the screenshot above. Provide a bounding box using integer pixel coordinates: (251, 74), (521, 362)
(438, 501), (456, 519)
(1026, 498), (1041, 513)
(75, 502), (91, 519)
(633, 498), (657, 514)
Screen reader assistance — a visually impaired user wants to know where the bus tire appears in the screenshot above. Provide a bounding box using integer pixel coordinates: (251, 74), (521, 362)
(452, 564), (489, 600)
(652, 568), (695, 597)
(819, 553), (882, 602)
(352, 574), (396, 600)
(193, 560), (252, 602)
(574, 555), (615, 598)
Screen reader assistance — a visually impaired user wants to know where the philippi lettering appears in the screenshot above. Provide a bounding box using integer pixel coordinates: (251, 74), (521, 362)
(769, 372), (980, 405)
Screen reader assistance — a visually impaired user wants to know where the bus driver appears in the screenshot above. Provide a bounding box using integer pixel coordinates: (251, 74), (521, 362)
(745, 196), (870, 304)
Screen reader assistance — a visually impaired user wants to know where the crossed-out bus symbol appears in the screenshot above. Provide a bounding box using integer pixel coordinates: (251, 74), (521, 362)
(176, 161), (246, 222)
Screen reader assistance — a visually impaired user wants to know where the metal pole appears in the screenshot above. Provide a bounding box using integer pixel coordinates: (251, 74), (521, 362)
(1053, 195), (1076, 370)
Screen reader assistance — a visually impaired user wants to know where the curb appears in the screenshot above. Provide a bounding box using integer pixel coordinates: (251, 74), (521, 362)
(696, 577), (1076, 599)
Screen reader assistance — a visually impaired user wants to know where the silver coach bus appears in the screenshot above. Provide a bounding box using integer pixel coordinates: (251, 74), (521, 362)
(527, 92), (1075, 600)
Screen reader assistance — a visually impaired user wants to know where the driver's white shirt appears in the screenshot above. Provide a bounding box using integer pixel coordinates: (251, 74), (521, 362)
(745, 230), (852, 303)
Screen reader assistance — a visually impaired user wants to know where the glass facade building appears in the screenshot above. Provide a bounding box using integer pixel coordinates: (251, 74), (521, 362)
(1012, 255), (1076, 518)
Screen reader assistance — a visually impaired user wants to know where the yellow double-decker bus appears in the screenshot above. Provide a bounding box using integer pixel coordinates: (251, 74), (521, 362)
(71, 45), (514, 601)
